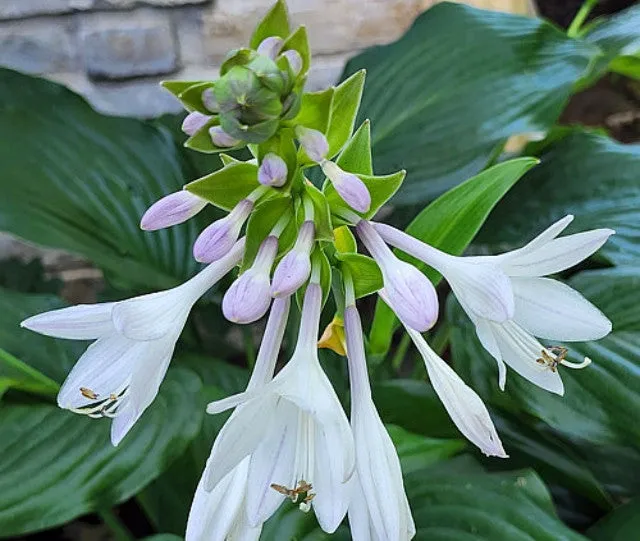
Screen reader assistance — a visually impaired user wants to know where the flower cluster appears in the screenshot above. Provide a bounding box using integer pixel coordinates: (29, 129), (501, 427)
(21, 2), (614, 539)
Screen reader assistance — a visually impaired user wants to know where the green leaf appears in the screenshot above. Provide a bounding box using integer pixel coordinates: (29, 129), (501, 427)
(0, 368), (202, 537)
(161, 80), (204, 98)
(304, 182), (333, 241)
(368, 158), (537, 358)
(342, 2), (596, 204)
(0, 69), (202, 290)
(184, 116), (245, 155)
(585, 4), (640, 80)
(241, 195), (296, 271)
(334, 225), (357, 254)
(292, 88), (333, 133)
(386, 424), (465, 474)
(478, 132), (640, 267)
(408, 466), (586, 541)
(176, 81), (214, 114)
(249, 0), (291, 49)
(186, 162), (259, 211)
(608, 54), (640, 79)
(337, 252), (382, 299)
(587, 497), (640, 540)
(0, 347), (59, 399)
(336, 120), (373, 176)
(326, 70), (366, 159)
(324, 170), (406, 222)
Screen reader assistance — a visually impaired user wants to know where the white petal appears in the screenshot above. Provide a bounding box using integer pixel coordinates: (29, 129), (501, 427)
(512, 277), (612, 341)
(245, 400), (297, 527)
(490, 320), (565, 395)
(57, 334), (136, 409)
(21, 303), (115, 340)
(348, 473), (379, 541)
(111, 341), (174, 445)
(474, 318), (507, 390)
(497, 215), (574, 262)
(502, 228), (615, 277)
(408, 329), (507, 458)
(445, 260), (514, 322)
(206, 390), (257, 414)
(205, 394), (277, 490)
(312, 416), (353, 533)
(111, 289), (193, 342)
(186, 458), (249, 541)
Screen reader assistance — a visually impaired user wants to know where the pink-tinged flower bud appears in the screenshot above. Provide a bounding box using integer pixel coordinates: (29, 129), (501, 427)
(210, 126), (241, 148)
(295, 126), (329, 162)
(356, 220), (438, 332)
(257, 36), (284, 60)
(201, 88), (219, 113)
(270, 221), (315, 298)
(193, 200), (253, 263)
(182, 111), (211, 136)
(282, 49), (303, 75)
(258, 152), (288, 187)
(321, 161), (371, 213)
(223, 236), (278, 323)
(140, 190), (207, 231)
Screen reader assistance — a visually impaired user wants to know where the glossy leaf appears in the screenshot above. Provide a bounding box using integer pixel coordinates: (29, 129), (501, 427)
(326, 70), (366, 159)
(341, 2), (596, 204)
(478, 132), (640, 266)
(0, 368), (202, 537)
(292, 88), (333, 133)
(336, 120), (373, 176)
(0, 69), (201, 290)
(587, 497), (640, 540)
(368, 158), (537, 358)
(0, 347), (59, 399)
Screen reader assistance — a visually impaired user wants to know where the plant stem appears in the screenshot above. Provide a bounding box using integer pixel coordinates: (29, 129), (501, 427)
(431, 322), (451, 357)
(391, 332), (412, 372)
(98, 509), (135, 541)
(243, 326), (256, 369)
(567, 0), (599, 38)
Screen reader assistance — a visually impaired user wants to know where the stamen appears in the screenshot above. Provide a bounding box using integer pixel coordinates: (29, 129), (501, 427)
(71, 386), (129, 418)
(560, 356), (592, 369)
(270, 479), (315, 511)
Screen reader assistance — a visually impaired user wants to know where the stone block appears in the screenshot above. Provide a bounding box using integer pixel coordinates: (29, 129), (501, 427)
(0, 19), (77, 74)
(80, 10), (178, 80)
(101, 0), (210, 7)
(0, 0), (93, 20)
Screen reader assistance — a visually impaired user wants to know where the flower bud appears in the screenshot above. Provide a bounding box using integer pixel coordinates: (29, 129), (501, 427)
(282, 49), (303, 75)
(193, 200), (253, 263)
(223, 236), (278, 323)
(257, 36), (284, 60)
(270, 221), (315, 297)
(356, 221), (438, 332)
(295, 126), (329, 162)
(258, 153), (288, 187)
(140, 190), (207, 231)
(321, 161), (371, 213)
(182, 111), (211, 136)
(209, 126), (241, 148)
(201, 88), (219, 113)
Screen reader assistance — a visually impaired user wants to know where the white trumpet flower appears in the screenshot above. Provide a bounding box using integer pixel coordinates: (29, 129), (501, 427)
(343, 282), (415, 541)
(21, 240), (245, 445)
(374, 216), (614, 395)
(186, 297), (291, 541)
(204, 278), (355, 533)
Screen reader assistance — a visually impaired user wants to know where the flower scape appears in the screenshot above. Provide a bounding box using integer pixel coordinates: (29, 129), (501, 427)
(20, 2), (614, 540)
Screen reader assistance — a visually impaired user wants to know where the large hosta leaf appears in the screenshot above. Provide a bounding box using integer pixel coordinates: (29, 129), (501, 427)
(0, 69), (203, 291)
(477, 132), (640, 266)
(408, 463), (586, 540)
(341, 2), (596, 204)
(0, 368), (202, 537)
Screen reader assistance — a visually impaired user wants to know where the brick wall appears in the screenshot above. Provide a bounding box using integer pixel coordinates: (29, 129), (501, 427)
(0, 0), (534, 118)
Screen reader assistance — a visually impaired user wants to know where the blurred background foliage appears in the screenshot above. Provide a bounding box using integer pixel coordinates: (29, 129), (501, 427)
(0, 1), (639, 540)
